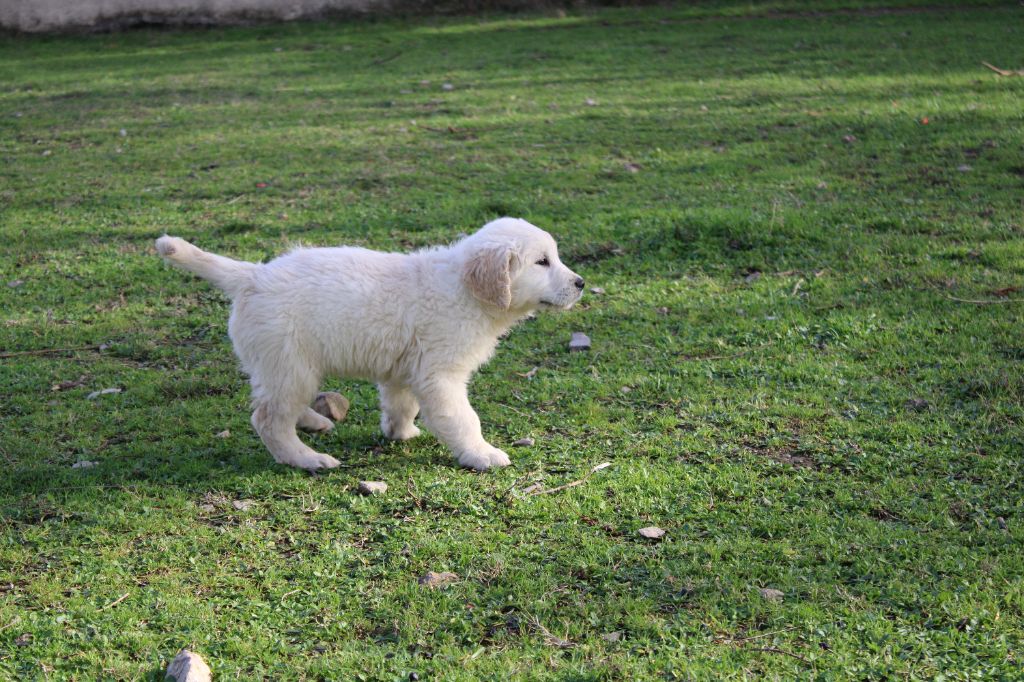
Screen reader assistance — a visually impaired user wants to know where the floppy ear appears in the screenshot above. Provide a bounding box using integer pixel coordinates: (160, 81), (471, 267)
(463, 242), (520, 309)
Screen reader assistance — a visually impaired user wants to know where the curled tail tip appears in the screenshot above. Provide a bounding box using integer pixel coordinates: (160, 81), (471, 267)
(156, 235), (185, 258)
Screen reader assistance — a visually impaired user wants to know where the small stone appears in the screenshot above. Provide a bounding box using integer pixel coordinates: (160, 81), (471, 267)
(358, 481), (388, 496)
(119, 128), (127, 137)
(232, 499), (253, 510)
(71, 460), (98, 469)
(215, 430), (230, 438)
(957, 164), (972, 172)
(441, 82), (454, 91)
(418, 570), (459, 588)
(656, 306), (669, 315)
(312, 392), (349, 421)
(166, 649), (212, 682)
(759, 588), (784, 602)
(620, 386), (632, 393)
(601, 631), (622, 642)
(87, 387), (121, 400)
(585, 98), (597, 106)
(638, 526), (666, 539)
(512, 438), (535, 447)
(42, 150), (52, 156)
(568, 332), (591, 352)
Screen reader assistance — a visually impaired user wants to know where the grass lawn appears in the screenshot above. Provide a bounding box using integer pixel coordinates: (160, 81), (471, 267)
(2, 1), (1023, 678)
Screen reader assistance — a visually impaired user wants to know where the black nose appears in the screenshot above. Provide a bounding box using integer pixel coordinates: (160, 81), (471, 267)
(574, 277), (585, 290)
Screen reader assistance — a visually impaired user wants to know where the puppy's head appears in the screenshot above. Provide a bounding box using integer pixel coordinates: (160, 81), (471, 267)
(462, 218), (583, 312)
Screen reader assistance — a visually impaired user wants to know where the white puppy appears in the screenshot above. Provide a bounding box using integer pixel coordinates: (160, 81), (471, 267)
(155, 218), (584, 472)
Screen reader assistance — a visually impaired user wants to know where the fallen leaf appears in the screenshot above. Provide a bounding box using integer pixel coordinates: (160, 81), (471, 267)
(52, 375), (87, 391)
(638, 526), (666, 539)
(991, 286), (1021, 297)
(255, 182), (268, 188)
(418, 571), (459, 588)
(921, 117), (929, 125)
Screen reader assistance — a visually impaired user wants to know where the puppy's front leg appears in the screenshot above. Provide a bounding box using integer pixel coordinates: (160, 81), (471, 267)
(413, 377), (510, 471)
(378, 382), (421, 441)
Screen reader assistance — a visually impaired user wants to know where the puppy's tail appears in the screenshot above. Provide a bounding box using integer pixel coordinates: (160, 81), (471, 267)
(155, 236), (258, 299)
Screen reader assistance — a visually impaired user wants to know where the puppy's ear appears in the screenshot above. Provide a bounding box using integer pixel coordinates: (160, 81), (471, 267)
(463, 242), (520, 309)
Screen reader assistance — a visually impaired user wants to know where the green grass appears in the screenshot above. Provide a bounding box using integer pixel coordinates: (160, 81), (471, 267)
(2, 2), (1023, 679)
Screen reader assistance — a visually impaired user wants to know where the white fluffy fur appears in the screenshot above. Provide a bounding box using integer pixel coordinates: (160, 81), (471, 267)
(155, 218), (584, 471)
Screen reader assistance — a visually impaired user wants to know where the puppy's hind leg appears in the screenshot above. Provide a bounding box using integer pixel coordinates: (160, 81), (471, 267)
(297, 407), (334, 433)
(379, 382), (421, 441)
(247, 361), (340, 471)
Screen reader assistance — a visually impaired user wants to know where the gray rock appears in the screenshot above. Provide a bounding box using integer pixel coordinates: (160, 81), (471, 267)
(638, 526), (666, 539)
(166, 649), (212, 682)
(358, 481), (388, 496)
(568, 332), (591, 352)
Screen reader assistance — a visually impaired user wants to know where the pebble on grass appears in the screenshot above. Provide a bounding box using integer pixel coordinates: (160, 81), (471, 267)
(569, 332), (591, 352)
(358, 481), (388, 496)
(638, 526), (666, 539)
(165, 649), (212, 682)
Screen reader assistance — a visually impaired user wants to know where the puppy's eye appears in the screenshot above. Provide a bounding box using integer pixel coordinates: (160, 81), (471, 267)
(536, 256), (550, 267)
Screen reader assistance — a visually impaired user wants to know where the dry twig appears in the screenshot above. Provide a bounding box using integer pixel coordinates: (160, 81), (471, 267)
(527, 462), (611, 496)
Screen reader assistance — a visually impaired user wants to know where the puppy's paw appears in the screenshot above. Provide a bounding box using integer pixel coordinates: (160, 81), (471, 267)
(381, 413), (421, 441)
(457, 446), (511, 472)
(298, 410), (335, 433)
(282, 451), (341, 471)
